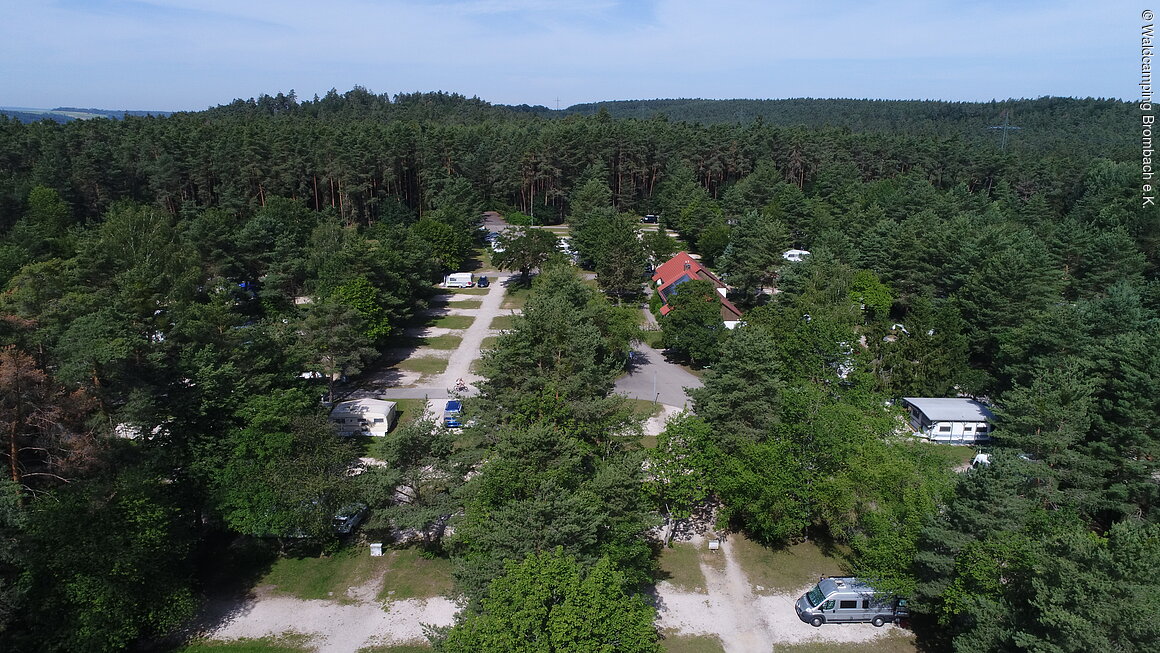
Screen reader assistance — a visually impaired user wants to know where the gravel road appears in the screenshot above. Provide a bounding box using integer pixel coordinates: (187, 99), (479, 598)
(656, 535), (909, 652)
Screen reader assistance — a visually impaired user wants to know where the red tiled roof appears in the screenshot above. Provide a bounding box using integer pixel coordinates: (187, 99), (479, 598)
(652, 252), (742, 322)
(652, 252), (703, 286)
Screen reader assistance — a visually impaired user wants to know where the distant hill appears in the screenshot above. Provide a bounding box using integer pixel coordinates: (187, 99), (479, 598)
(0, 106), (172, 123)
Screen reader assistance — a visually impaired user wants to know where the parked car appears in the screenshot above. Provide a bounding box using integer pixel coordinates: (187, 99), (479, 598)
(477, 275), (490, 288)
(332, 503), (368, 535)
(443, 400), (463, 428)
(640, 214), (658, 224)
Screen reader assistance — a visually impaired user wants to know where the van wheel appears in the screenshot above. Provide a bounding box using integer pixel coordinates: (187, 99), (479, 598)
(810, 616), (824, 627)
(872, 616), (886, 627)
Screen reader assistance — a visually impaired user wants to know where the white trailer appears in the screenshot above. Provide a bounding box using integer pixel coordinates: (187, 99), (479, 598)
(443, 272), (474, 288)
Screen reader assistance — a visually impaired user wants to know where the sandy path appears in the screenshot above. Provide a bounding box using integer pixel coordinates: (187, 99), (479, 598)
(642, 404), (683, 437)
(656, 537), (907, 651)
(209, 593), (458, 652)
(436, 275), (509, 389)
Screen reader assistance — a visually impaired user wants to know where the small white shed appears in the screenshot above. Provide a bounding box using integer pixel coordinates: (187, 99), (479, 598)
(330, 398), (397, 437)
(901, 397), (994, 444)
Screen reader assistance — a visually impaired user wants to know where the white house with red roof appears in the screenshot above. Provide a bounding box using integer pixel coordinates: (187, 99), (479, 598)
(652, 252), (744, 328)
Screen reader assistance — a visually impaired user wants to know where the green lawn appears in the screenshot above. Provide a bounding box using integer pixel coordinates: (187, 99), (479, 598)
(629, 398), (664, 419)
(379, 397), (429, 426)
(431, 315), (475, 329)
(656, 542), (710, 592)
(422, 334), (463, 350)
(180, 634), (314, 653)
(489, 314), (518, 330)
(447, 299), (482, 309)
(660, 631), (725, 653)
(638, 329), (664, 349)
(376, 549), (457, 601)
(772, 633), (916, 653)
(729, 536), (847, 595)
(259, 545), (379, 603)
(922, 441), (981, 469)
(502, 285), (531, 310)
(443, 287), (489, 296)
(480, 335), (500, 350)
(396, 357), (449, 376)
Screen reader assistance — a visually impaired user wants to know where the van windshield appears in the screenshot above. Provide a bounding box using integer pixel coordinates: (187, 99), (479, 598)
(806, 585), (825, 607)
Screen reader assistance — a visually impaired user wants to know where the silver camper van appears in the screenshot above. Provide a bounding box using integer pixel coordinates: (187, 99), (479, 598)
(795, 577), (907, 627)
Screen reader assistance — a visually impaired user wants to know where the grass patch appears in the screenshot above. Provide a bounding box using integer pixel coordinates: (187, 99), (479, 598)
(660, 631), (725, 653)
(431, 315), (475, 329)
(655, 542), (708, 592)
(638, 329), (664, 349)
(489, 314), (518, 330)
(444, 287), (489, 296)
(923, 441), (980, 469)
(641, 434), (658, 449)
(396, 357), (450, 376)
(502, 285), (531, 310)
(260, 545), (378, 603)
(772, 633), (916, 653)
(730, 536), (847, 595)
(376, 549), (456, 601)
(180, 634), (314, 653)
(480, 335), (501, 350)
(379, 397), (429, 426)
(423, 334), (463, 350)
(447, 299), (482, 309)
(357, 645), (433, 653)
(629, 398), (664, 419)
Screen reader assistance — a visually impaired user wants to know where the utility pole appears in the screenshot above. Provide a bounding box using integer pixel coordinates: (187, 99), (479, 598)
(989, 109), (1022, 151)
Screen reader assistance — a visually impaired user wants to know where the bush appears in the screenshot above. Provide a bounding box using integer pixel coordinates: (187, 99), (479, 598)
(503, 211), (533, 226)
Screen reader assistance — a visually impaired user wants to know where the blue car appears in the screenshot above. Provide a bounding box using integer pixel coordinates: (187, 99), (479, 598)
(477, 276), (490, 288)
(443, 400), (463, 428)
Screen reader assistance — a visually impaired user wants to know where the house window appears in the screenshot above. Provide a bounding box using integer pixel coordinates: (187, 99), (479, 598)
(373, 418), (384, 424)
(839, 600), (857, 609)
(963, 425), (974, 432)
(937, 425), (951, 433)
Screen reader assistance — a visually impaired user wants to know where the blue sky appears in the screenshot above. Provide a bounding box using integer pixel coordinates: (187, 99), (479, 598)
(0, 0), (1141, 110)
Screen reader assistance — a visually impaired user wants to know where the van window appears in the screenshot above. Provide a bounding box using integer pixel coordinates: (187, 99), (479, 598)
(806, 585), (825, 607)
(862, 599), (870, 609)
(822, 600), (835, 610)
(839, 600), (857, 609)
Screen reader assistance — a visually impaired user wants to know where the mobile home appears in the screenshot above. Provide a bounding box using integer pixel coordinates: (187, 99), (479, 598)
(901, 397), (994, 444)
(329, 398), (397, 437)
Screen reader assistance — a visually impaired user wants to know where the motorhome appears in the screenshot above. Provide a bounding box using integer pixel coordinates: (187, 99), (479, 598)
(795, 577), (907, 627)
(443, 272), (474, 288)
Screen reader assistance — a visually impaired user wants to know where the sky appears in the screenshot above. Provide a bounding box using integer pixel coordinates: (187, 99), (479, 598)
(0, 0), (1143, 111)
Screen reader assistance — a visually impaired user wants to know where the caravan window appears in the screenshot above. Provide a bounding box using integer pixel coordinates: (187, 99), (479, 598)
(839, 600), (857, 609)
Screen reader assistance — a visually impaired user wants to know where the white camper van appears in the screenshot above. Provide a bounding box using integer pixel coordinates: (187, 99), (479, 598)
(795, 577), (908, 627)
(443, 272), (474, 288)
